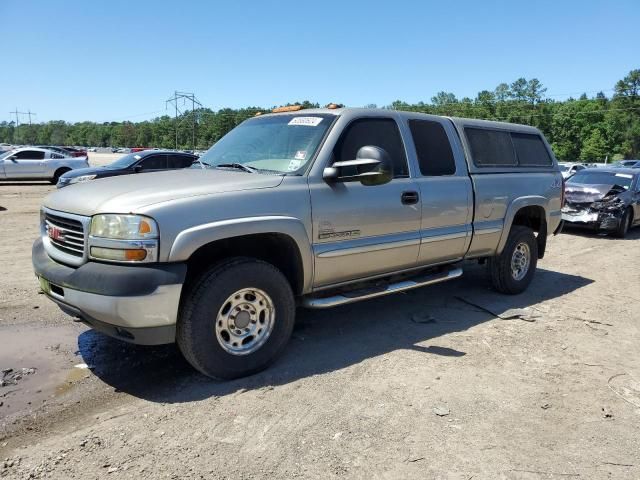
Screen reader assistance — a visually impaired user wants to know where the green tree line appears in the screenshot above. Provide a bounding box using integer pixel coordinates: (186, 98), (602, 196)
(1, 70), (638, 161)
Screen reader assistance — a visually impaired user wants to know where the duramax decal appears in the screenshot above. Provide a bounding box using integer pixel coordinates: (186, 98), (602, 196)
(318, 229), (361, 240)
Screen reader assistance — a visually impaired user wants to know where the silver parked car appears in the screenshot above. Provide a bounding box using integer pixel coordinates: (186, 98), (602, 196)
(33, 107), (563, 379)
(0, 147), (89, 184)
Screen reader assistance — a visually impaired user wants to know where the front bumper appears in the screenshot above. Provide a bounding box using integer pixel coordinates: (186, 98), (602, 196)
(561, 210), (623, 231)
(32, 238), (186, 345)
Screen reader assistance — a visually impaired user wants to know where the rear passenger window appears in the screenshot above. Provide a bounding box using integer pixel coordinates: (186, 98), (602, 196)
(334, 118), (408, 177)
(512, 133), (552, 166)
(409, 120), (456, 176)
(169, 155), (195, 168)
(139, 155), (167, 170)
(465, 128), (517, 167)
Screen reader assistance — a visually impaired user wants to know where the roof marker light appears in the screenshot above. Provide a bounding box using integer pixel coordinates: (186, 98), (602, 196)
(272, 105), (303, 113)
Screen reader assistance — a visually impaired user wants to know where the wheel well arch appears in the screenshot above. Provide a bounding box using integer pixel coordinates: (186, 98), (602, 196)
(54, 167), (71, 176)
(510, 205), (548, 259)
(183, 232), (305, 296)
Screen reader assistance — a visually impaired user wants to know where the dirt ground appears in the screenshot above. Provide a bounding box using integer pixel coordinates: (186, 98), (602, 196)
(1, 156), (639, 479)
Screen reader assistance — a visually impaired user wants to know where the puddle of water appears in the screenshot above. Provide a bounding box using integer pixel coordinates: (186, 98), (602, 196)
(0, 322), (88, 422)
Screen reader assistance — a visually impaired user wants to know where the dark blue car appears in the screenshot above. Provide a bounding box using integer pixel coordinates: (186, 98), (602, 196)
(57, 150), (198, 188)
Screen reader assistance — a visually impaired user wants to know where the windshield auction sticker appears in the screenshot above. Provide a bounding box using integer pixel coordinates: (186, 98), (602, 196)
(288, 117), (323, 127)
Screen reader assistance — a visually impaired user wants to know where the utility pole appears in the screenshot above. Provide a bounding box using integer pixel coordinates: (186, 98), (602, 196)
(26, 110), (36, 125)
(165, 91), (202, 150)
(10, 108), (20, 127)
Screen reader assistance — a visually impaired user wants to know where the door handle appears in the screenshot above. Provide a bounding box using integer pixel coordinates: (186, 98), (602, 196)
(401, 191), (419, 205)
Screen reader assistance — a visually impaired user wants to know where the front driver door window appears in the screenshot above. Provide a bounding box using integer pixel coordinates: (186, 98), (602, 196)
(5, 150), (46, 178)
(309, 117), (421, 287)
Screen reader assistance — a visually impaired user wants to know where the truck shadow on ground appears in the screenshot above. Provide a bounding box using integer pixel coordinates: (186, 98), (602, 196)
(78, 264), (593, 403)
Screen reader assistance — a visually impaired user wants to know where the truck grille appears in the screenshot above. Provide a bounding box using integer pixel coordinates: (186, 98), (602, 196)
(44, 212), (86, 258)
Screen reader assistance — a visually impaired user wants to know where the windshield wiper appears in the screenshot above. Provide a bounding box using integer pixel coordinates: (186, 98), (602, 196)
(215, 163), (258, 173)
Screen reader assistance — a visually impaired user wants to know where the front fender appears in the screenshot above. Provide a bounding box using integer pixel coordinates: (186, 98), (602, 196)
(496, 196), (549, 255)
(168, 215), (314, 293)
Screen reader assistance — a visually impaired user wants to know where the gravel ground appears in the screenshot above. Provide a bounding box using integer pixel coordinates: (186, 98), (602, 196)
(1, 161), (639, 479)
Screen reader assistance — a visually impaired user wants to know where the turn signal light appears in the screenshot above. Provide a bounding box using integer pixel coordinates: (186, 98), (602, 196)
(138, 220), (152, 235)
(125, 249), (148, 261)
(91, 247), (148, 262)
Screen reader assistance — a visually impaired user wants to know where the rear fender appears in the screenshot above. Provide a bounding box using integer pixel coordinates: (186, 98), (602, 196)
(496, 196), (549, 255)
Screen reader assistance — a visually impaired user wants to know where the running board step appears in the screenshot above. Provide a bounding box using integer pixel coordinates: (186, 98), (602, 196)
(302, 267), (463, 309)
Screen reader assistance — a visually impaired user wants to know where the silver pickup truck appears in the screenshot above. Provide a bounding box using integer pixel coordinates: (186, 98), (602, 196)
(32, 107), (563, 379)
(1, 147), (89, 183)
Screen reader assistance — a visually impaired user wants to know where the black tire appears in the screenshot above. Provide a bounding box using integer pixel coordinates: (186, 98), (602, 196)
(177, 257), (295, 380)
(488, 225), (538, 295)
(51, 168), (70, 185)
(612, 208), (632, 238)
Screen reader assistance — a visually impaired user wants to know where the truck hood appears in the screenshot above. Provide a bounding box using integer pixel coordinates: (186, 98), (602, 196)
(44, 168), (285, 216)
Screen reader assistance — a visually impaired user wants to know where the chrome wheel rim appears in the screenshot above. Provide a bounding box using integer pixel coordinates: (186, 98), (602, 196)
(510, 242), (531, 281)
(215, 288), (275, 356)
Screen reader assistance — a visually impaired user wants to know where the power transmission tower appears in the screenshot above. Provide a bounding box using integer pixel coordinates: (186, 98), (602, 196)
(9, 108), (37, 126)
(165, 91), (202, 150)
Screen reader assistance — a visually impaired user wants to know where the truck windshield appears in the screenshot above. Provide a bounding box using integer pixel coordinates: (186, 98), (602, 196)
(199, 114), (335, 174)
(567, 171), (633, 190)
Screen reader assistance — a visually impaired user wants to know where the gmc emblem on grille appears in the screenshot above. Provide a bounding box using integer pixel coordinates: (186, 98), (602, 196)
(47, 226), (65, 242)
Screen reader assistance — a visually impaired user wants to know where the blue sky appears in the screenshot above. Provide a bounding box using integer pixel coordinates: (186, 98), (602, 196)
(1, 0), (638, 123)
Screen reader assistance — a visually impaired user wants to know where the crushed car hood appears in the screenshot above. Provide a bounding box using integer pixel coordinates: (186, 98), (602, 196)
(44, 168), (284, 216)
(564, 184), (621, 203)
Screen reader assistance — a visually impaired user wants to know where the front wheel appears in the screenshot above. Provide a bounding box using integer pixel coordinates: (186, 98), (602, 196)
(488, 226), (538, 295)
(612, 208), (632, 238)
(51, 168), (70, 185)
(177, 257), (295, 379)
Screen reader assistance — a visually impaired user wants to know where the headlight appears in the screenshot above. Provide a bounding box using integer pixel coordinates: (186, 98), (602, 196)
(66, 174), (97, 185)
(592, 198), (624, 211)
(88, 215), (159, 263)
(90, 214), (158, 240)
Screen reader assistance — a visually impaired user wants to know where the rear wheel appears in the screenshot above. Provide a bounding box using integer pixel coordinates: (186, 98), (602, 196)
(177, 257), (295, 380)
(613, 208), (632, 238)
(488, 226), (538, 294)
(51, 168), (70, 185)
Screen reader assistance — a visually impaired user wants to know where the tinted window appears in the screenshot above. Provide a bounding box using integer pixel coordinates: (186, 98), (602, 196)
(334, 118), (408, 177)
(169, 155), (195, 169)
(512, 133), (552, 166)
(139, 155), (167, 170)
(465, 128), (516, 166)
(409, 120), (456, 176)
(14, 150), (45, 160)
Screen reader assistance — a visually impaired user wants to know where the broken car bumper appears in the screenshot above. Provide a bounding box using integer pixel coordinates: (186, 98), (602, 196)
(561, 210), (624, 231)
